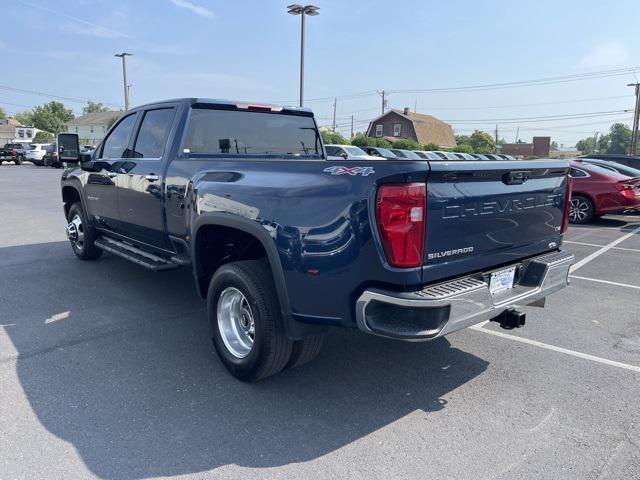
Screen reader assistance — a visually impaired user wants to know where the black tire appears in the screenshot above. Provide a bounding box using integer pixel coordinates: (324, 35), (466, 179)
(286, 333), (325, 370)
(569, 194), (594, 224)
(208, 260), (292, 382)
(67, 203), (103, 260)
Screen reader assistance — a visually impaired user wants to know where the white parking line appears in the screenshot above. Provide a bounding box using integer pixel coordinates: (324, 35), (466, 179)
(470, 323), (640, 373)
(570, 225), (640, 272)
(570, 275), (640, 290)
(564, 240), (640, 253)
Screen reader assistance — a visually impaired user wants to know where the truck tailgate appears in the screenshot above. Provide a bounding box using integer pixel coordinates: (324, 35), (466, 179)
(423, 160), (569, 283)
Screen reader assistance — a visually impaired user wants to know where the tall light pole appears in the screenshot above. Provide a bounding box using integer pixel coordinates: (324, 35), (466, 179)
(287, 4), (319, 107)
(114, 52), (132, 110)
(628, 82), (640, 156)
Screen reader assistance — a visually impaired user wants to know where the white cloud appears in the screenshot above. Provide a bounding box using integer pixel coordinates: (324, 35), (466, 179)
(578, 40), (630, 68)
(168, 0), (214, 18)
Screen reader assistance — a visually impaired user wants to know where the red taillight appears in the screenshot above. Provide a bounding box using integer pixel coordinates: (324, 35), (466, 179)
(376, 183), (426, 268)
(561, 175), (572, 233)
(614, 181), (640, 199)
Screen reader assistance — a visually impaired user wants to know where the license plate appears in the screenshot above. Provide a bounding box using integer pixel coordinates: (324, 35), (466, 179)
(489, 267), (516, 295)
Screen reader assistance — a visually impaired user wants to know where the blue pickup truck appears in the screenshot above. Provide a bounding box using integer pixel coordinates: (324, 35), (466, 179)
(58, 98), (574, 381)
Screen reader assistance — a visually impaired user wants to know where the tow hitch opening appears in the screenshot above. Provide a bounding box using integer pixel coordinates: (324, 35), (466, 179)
(492, 309), (526, 330)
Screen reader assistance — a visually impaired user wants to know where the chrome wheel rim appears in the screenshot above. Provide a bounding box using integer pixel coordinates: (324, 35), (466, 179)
(569, 198), (590, 222)
(66, 214), (85, 250)
(217, 287), (255, 358)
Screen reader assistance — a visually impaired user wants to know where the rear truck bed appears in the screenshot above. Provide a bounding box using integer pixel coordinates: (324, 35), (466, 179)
(357, 159), (574, 340)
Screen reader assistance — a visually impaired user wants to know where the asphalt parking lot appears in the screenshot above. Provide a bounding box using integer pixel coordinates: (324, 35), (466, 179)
(1, 164), (639, 480)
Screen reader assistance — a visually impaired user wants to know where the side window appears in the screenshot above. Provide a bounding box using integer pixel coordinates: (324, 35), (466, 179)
(131, 108), (175, 158)
(100, 113), (137, 159)
(325, 146), (339, 156)
(375, 124), (383, 137)
(569, 168), (587, 178)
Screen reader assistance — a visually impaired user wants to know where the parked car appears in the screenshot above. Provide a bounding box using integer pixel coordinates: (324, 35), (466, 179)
(484, 154), (504, 161)
(568, 160), (640, 223)
(325, 144), (379, 160)
(43, 143), (63, 168)
(495, 154), (516, 161)
(413, 150), (442, 160)
(0, 143), (27, 165)
(26, 143), (52, 166)
(57, 97), (574, 381)
(452, 152), (476, 161)
(579, 153), (640, 170)
(574, 158), (640, 178)
(471, 153), (491, 161)
(359, 146), (398, 159)
(389, 149), (423, 160)
(431, 151), (460, 160)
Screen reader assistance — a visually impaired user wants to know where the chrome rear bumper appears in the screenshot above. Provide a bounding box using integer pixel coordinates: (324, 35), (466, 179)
(355, 250), (574, 341)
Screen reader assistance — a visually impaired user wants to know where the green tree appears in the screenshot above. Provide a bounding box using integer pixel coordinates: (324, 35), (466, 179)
(0, 106), (6, 120)
(576, 137), (596, 155)
(350, 134), (376, 147)
(83, 101), (110, 115)
(392, 139), (423, 150)
(31, 101), (74, 134)
(455, 143), (474, 154)
(597, 134), (610, 153)
(15, 110), (34, 126)
(423, 143), (440, 151)
(33, 131), (55, 143)
(605, 123), (632, 154)
(469, 130), (496, 154)
(374, 138), (392, 148)
(455, 134), (471, 146)
(321, 130), (350, 145)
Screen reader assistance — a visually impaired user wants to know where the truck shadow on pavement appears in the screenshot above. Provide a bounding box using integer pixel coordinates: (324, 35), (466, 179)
(2, 241), (489, 479)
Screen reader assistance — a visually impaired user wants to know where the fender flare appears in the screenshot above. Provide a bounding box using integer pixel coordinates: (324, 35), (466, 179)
(61, 180), (90, 223)
(191, 213), (293, 321)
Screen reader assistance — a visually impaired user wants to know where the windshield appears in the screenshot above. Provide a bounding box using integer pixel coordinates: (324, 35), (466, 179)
(390, 149), (407, 158)
(344, 146), (367, 156)
(376, 148), (395, 157)
(184, 108), (322, 157)
(413, 151), (428, 159)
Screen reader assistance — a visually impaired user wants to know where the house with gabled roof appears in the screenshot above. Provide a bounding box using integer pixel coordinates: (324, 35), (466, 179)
(366, 107), (456, 148)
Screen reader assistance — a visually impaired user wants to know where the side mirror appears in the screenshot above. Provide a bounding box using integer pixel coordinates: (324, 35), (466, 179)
(340, 152), (348, 159)
(57, 133), (80, 163)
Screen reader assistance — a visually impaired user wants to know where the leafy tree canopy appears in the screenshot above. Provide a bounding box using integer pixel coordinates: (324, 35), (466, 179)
(423, 143), (440, 151)
(469, 130), (496, 154)
(83, 101), (110, 115)
(392, 139), (423, 150)
(0, 107), (6, 120)
(576, 137), (596, 155)
(374, 138), (392, 148)
(31, 101), (74, 135)
(350, 134), (376, 147)
(33, 131), (54, 143)
(455, 143), (474, 154)
(15, 110), (34, 126)
(606, 123), (632, 154)
(321, 130), (350, 145)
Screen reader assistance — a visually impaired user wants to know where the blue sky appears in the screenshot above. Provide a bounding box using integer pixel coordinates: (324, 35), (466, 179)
(1, 0), (639, 145)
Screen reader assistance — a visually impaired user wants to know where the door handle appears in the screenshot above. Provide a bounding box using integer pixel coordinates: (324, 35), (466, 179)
(107, 171), (118, 178)
(145, 174), (160, 182)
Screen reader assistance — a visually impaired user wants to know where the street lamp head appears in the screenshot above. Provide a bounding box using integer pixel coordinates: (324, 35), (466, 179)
(114, 52), (133, 58)
(287, 4), (303, 14)
(287, 4), (319, 15)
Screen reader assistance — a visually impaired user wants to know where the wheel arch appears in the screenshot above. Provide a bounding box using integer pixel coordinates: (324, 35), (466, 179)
(61, 183), (86, 219)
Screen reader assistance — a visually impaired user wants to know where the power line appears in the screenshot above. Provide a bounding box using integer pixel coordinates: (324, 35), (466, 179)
(0, 84), (121, 108)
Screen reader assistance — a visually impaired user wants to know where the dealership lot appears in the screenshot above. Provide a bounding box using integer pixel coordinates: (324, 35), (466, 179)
(1, 165), (639, 479)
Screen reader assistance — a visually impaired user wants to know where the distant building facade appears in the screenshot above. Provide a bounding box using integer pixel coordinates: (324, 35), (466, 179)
(67, 111), (122, 145)
(366, 108), (456, 148)
(501, 136), (551, 158)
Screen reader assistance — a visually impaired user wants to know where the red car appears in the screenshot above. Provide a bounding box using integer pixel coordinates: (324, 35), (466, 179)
(569, 160), (640, 223)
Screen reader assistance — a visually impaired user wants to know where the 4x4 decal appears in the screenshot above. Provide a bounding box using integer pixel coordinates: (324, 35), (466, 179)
(323, 166), (375, 176)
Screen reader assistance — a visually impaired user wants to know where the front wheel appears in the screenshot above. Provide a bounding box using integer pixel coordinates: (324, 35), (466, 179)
(66, 203), (103, 260)
(208, 260), (293, 382)
(569, 195), (594, 224)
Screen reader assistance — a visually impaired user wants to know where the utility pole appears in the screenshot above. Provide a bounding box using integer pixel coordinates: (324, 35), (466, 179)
(495, 124), (499, 152)
(593, 131), (599, 154)
(332, 97), (337, 132)
(514, 126), (520, 143)
(414, 97), (417, 113)
(628, 83), (640, 156)
(114, 52), (132, 110)
(350, 115), (354, 138)
(377, 90), (387, 115)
